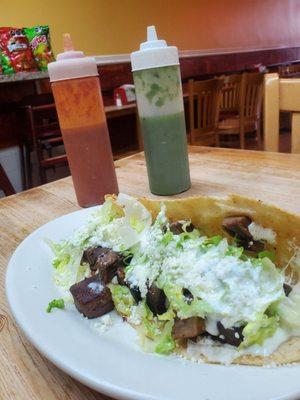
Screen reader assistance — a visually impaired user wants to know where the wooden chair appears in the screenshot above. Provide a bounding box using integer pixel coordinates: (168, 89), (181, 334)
(264, 73), (300, 153)
(219, 74), (242, 117)
(20, 94), (68, 187)
(188, 78), (223, 146)
(0, 163), (15, 196)
(278, 63), (300, 78)
(0, 102), (26, 190)
(217, 72), (264, 149)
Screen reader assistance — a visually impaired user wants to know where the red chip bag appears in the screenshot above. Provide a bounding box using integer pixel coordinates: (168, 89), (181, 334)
(0, 27), (37, 72)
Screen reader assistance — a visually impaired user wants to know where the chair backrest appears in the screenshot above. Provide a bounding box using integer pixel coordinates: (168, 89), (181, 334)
(220, 74), (242, 114)
(240, 72), (264, 122)
(188, 78), (223, 145)
(264, 73), (300, 153)
(278, 63), (300, 77)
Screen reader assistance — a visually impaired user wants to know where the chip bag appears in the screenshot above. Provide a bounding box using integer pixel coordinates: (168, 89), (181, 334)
(24, 25), (55, 71)
(0, 51), (14, 74)
(0, 27), (37, 73)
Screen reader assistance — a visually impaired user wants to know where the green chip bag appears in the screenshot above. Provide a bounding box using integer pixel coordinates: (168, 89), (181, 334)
(24, 25), (55, 71)
(0, 51), (14, 74)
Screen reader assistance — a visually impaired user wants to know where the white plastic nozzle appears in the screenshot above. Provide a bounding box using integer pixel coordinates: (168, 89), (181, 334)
(57, 33), (84, 61)
(140, 25), (167, 50)
(48, 33), (98, 82)
(147, 26), (157, 41)
(131, 25), (179, 71)
(63, 33), (74, 52)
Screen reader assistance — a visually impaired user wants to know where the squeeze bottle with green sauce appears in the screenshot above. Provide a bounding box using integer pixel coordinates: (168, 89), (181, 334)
(131, 26), (190, 195)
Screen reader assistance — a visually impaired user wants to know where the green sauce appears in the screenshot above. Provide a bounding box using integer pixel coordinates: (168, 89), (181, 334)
(140, 111), (190, 195)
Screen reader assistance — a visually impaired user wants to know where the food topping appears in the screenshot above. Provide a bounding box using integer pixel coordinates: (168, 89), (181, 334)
(70, 274), (114, 319)
(146, 283), (167, 315)
(172, 317), (205, 340)
(222, 216), (264, 251)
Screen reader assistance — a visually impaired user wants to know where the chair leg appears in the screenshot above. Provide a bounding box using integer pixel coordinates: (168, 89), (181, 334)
(0, 163), (15, 196)
(256, 122), (262, 150)
(215, 132), (220, 147)
(39, 167), (47, 185)
(240, 126), (245, 149)
(25, 146), (33, 189)
(18, 144), (26, 191)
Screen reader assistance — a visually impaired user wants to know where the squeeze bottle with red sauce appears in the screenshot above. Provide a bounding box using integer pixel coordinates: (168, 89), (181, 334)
(48, 34), (118, 207)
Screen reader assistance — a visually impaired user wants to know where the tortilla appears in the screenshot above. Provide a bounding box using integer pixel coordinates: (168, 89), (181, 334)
(138, 194), (300, 365)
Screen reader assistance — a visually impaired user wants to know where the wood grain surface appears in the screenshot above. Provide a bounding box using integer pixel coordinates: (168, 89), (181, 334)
(1, 146), (300, 400)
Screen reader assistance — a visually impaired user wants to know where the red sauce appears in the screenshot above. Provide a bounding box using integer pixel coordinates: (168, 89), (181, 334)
(52, 77), (119, 207)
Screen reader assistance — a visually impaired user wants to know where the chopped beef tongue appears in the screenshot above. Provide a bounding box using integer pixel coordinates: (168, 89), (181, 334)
(283, 283), (292, 297)
(146, 283), (167, 315)
(70, 274), (114, 319)
(222, 216), (264, 252)
(116, 267), (126, 286)
(169, 221), (194, 235)
(129, 285), (142, 304)
(172, 317), (205, 340)
(215, 322), (244, 347)
(82, 246), (124, 283)
(182, 288), (193, 304)
(81, 246), (109, 271)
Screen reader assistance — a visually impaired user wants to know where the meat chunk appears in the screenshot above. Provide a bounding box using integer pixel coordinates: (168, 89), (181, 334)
(216, 322), (244, 347)
(70, 275), (114, 319)
(222, 216), (264, 252)
(97, 251), (123, 283)
(283, 283), (292, 297)
(129, 285), (142, 304)
(169, 221), (194, 235)
(116, 267), (126, 286)
(172, 317), (205, 340)
(182, 288), (193, 304)
(82, 246), (123, 283)
(146, 284), (167, 315)
(81, 246), (109, 271)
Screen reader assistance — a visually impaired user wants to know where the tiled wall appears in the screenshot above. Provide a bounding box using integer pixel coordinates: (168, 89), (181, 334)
(0, 146), (22, 198)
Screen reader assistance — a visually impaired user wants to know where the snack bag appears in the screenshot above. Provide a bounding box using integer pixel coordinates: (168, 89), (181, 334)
(0, 51), (14, 74)
(24, 25), (55, 71)
(0, 27), (37, 72)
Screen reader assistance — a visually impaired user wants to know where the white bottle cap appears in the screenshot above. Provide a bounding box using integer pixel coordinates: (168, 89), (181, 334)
(48, 33), (98, 82)
(131, 26), (179, 72)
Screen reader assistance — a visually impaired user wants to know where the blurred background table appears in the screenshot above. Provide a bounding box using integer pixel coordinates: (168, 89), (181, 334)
(1, 146), (300, 400)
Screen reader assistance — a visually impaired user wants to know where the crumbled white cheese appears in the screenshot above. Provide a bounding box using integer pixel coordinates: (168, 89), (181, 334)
(127, 306), (142, 325)
(87, 281), (104, 294)
(248, 222), (277, 245)
(92, 314), (113, 334)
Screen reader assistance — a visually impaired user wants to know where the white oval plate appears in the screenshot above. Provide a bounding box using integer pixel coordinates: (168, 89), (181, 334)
(5, 207), (300, 400)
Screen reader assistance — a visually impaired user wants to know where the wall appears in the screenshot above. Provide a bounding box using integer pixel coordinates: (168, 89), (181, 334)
(1, 0), (300, 56)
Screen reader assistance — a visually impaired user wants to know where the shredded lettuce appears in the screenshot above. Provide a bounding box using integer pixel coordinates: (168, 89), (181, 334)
(163, 284), (212, 319)
(240, 314), (279, 348)
(226, 245), (244, 258)
(137, 301), (175, 355)
(46, 298), (65, 313)
(109, 284), (135, 317)
(200, 235), (223, 251)
(258, 250), (276, 262)
(155, 320), (175, 355)
(92, 197), (124, 225)
(277, 283), (300, 329)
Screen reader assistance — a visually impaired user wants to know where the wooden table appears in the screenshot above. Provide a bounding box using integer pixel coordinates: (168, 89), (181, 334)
(1, 146), (300, 400)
